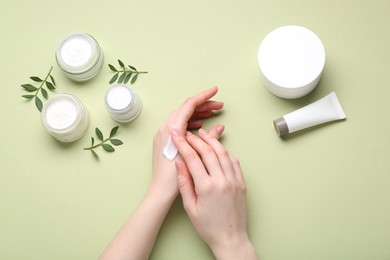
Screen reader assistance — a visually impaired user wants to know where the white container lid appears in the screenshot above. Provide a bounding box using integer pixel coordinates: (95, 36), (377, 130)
(258, 25), (326, 99)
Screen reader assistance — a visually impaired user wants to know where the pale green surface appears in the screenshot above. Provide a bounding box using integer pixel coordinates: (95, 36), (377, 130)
(1, 0), (389, 259)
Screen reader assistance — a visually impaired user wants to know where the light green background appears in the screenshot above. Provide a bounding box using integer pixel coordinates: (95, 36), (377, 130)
(1, 0), (389, 259)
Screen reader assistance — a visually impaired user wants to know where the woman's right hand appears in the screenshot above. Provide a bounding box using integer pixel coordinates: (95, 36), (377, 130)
(171, 129), (258, 260)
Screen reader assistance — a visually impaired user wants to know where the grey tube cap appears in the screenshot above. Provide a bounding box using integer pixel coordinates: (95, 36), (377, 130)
(273, 117), (289, 136)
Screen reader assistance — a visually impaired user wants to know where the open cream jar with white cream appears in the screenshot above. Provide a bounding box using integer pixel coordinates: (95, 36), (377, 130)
(56, 32), (104, 82)
(41, 94), (89, 142)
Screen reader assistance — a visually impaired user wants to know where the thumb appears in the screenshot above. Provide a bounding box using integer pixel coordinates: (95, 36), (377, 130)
(175, 161), (196, 214)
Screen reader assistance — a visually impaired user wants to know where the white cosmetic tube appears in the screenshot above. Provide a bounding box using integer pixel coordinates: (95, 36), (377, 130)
(273, 92), (346, 136)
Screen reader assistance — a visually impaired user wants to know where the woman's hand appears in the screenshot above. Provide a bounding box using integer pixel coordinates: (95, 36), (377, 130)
(151, 87), (224, 197)
(172, 129), (258, 260)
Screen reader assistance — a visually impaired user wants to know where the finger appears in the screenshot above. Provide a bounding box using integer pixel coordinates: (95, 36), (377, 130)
(207, 124), (225, 140)
(174, 87), (219, 126)
(187, 120), (203, 130)
(198, 128), (235, 180)
(185, 131), (223, 178)
(171, 130), (209, 184)
(175, 160), (197, 214)
(230, 154), (245, 184)
(194, 101), (224, 113)
(191, 111), (213, 119)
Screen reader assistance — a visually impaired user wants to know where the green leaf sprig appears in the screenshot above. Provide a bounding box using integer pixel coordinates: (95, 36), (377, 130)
(83, 126), (123, 159)
(20, 66), (56, 112)
(108, 59), (148, 84)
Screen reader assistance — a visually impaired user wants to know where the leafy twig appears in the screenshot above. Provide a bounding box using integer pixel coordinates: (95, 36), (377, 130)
(108, 59), (148, 84)
(83, 126), (123, 159)
(20, 66), (56, 112)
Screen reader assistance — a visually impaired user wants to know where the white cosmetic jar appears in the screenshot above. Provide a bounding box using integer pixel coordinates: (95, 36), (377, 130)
(105, 84), (142, 123)
(55, 32), (104, 82)
(258, 25), (326, 99)
(41, 94), (89, 142)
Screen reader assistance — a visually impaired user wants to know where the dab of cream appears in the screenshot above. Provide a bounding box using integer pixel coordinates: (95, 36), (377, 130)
(163, 136), (178, 161)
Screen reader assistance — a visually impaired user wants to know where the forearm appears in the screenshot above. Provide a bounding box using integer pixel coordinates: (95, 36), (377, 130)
(99, 183), (177, 260)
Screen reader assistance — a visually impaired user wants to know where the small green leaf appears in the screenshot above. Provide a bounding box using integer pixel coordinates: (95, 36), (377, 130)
(128, 65), (137, 71)
(109, 73), (119, 84)
(110, 126), (119, 137)
(102, 144), (115, 152)
(21, 84), (38, 92)
(50, 75), (56, 86)
(22, 95), (35, 100)
(118, 59), (125, 68)
(30, 76), (43, 82)
(35, 96), (43, 112)
(41, 88), (48, 99)
(124, 73), (132, 84)
(91, 149), (100, 159)
(108, 64), (117, 72)
(130, 74), (138, 84)
(46, 81), (55, 90)
(118, 72), (126, 83)
(91, 137), (95, 146)
(95, 128), (103, 141)
(110, 139), (123, 146)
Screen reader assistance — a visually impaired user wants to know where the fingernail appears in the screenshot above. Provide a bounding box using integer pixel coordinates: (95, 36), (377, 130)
(186, 131), (192, 136)
(199, 128), (207, 135)
(217, 125), (225, 134)
(171, 129), (179, 136)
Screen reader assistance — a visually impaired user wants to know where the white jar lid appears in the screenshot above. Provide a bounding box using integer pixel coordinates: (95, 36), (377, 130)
(258, 25), (326, 99)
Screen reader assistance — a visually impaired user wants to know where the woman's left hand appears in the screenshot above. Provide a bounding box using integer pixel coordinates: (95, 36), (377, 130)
(151, 87), (224, 197)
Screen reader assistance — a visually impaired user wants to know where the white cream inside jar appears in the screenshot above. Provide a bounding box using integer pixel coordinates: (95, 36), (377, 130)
(41, 94), (89, 142)
(56, 32), (104, 82)
(105, 84), (142, 123)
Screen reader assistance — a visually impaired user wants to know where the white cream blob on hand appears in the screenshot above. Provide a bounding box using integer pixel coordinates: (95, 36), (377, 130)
(273, 92), (346, 136)
(56, 32), (104, 82)
(258, 25), (326, 99)
(105, 84), (142, 123)
(41, 94), (89, 142)
(163, 136), (178, 161)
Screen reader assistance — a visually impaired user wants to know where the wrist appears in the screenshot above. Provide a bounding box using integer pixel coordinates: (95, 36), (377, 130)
(145, 181), (178, 209)
(210, 235), (257, 260)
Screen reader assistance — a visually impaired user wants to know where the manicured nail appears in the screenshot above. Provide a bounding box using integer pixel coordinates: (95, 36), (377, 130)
(171, 129), (179, 136)
(199, 128), (207, 135)
(217, 124), (225, 134)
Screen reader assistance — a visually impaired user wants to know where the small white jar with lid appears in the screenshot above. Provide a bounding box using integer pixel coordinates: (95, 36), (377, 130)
(41, 94), (89, 142)
(258, 25), (326, 99)
(55, 32), (104, 82)
(105, 84), (142, 123)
